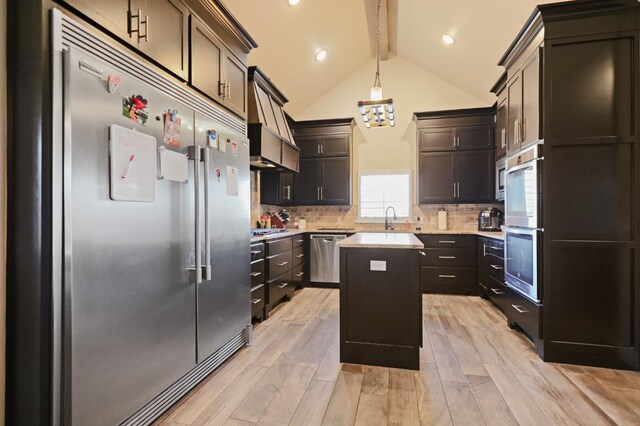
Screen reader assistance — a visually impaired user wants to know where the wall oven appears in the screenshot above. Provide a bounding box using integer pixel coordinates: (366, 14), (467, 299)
(505, 143), (543, 228)
(504, 227), (542, 303)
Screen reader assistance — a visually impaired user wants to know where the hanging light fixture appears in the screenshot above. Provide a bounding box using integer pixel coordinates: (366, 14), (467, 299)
(358, 0), (395, 128)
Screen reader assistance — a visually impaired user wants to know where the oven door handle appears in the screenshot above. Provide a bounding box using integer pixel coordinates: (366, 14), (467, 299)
(506, 157), (542, 175)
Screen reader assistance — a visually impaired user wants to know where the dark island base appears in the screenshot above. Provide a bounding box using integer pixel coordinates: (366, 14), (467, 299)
(340, 248), (422, 371)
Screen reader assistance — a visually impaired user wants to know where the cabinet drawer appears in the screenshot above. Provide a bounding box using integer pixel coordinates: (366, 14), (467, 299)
(485, 239), (504, 258)
(266, 237), (293, 255)
(423, 248), (476, 267)
(250, 242), (265, 261)
(292, 263), (305, 284)
(250, 259), (265, 287)
(420, 234), (476, 248)
(508, 291), (542, 340)
(267, 251), (292, 279)
(487, 276), (513, 315)
(487, 254), (504, 282)
(422, 267), (475, 295)
(292, 245), (305, 266)
(268, 270), (294, 306)
(292, 235), (307, 248)
(251, 284), (265, 318)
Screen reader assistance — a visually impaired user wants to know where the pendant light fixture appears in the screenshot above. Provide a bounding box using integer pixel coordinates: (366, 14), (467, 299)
(358, 0), (395, 128)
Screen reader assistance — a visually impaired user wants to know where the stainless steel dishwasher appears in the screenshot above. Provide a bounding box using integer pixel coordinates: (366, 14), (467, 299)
(310, 234), (346, 283)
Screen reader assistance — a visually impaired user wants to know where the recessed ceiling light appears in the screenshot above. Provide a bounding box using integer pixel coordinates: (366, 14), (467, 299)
(442, 34), (455, 45)
(288, 0), (300, 5)
(315, 49), (327, 61)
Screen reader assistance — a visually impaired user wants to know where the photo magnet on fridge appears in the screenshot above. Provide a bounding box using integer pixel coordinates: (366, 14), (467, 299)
(122, 94), (149, 125)
(207, 130), (218, 148)
(163, 110), (181, 147)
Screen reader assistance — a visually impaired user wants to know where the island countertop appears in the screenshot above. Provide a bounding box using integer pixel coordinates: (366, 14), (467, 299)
(337, 232), (424, 249)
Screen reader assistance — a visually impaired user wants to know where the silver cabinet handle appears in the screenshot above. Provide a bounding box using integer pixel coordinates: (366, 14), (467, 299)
(284, 185), (291, 201)
(277, 261), (289, 266)
(490, 264), (503, 270)
(317, 145), (321, 154)
(250, 272), (262, 277)
(521, 119), (526, 142)
(320, 144), (324, 154)
(439, 275), (456, 278)
(128, 9), (148, 41)
(439, 240), (456, 244)
(317, 186), (321, 201)
(514, 119), (519, 145)
(188, 146), (202, 285)
(489, 245), (501, 250)
(512, 304), (529, 314)
(250, 250), (262, 255)
(320, 186), (324, 200)
(251, 298), (262, 304)
(438, 256), (456, 259)
(218, 81), (227, 98)
(419, 251), (426, 257)
(490, 288), (504, 295)
(501, 128), (506, 149)
(203, 147), (212, 281)
(295, 239), (304, 243)
(482, 243), (487, 257)
(295, 254), (304, 258)
(296, 272), (305, 277)
(140, 14), (149, 42)
(456, 182), (460, 198)
(453, 182), (456, 198)
(226, 81), (231, 100)
(277, 282), (289, 289)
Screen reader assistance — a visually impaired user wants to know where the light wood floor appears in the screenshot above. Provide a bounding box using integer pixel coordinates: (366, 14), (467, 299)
(157, 288), (640, 425)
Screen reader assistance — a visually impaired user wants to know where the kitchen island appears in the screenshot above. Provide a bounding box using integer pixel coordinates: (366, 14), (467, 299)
(338, 233), (424, 370)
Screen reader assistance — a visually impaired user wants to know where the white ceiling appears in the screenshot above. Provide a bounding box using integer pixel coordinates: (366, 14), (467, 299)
(223, 0), (571, 116)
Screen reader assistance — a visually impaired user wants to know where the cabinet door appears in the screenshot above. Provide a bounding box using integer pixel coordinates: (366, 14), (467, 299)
(506, 74), (522, 154)
(136, 0), (188, 80)
(321, 135), (350, 157)
(320, 158), (350, 205)
(64, 0), (132, 42)
(259, 172), (279, 205)
(279, 172), (295, 204)
(296, 136), (322, 158)
(495, 98), (508, 158)
(296, 159), (322, 205)
(223, 51), (248, 118)
(418, 152), (455, 203)
(477, 238), (490, 295)
(190, 18), (224, 104)
(521, 48), (541, 147)
(456, 125), (494, 150)
(419, 128), (455, 151)
(456, 150), (494, 202)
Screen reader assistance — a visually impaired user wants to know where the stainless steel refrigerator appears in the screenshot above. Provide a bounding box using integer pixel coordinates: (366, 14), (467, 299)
(54, 12), (251, 424)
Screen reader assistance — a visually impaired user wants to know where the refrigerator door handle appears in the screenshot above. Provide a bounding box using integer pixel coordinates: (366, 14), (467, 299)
(188, 146), (203, 284)
(203, 147), (212, 281)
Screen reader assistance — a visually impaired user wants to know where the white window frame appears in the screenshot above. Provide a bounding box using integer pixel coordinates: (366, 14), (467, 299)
(357, 169), (412, 223)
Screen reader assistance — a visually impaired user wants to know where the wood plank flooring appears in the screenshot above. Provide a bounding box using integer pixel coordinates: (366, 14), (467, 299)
(156, 289), (640, 426)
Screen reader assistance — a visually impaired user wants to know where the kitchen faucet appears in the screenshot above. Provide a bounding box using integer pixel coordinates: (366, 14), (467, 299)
(384, 206), (397, 231)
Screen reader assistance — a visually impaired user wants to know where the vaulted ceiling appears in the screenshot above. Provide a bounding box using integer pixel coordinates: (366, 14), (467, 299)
(223, 0), (571, 117)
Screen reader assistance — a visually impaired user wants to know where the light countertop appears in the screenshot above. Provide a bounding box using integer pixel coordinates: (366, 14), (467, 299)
(337, 232), (424, 249)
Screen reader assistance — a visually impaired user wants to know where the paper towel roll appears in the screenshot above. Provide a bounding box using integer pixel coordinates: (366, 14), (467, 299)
(438, 209), (447, 230)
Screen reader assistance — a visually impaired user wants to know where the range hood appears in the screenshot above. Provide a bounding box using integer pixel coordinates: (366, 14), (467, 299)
(248, 66), (299, 172)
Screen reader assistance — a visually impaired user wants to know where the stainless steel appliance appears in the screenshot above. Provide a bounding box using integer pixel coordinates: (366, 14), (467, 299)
(505, 142), (543, 228)
(52, 12), (250, 425)
(496, 157), (506, 201)
(310, 234), (346, 283)
(478, 207), (504, 231)
(504, 227), (542, 302)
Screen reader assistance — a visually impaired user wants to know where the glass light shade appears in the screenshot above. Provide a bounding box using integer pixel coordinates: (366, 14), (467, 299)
(370, 86), (383, 101)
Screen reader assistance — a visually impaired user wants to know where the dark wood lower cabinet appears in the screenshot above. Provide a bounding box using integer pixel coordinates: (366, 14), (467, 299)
(418, 235), (476, 295)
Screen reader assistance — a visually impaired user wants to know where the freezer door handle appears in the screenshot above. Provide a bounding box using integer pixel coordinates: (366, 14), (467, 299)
(203, 147), (212, 281)
(188, 146), (203, 284)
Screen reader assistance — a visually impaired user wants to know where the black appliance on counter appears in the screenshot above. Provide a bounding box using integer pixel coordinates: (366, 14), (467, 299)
(478, 208), (504, 231)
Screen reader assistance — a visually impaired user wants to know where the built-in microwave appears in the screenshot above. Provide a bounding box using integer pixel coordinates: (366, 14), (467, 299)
(505, 143), (543, 228)
(504, 226), (541, 303)
(496, 157), (505, 201)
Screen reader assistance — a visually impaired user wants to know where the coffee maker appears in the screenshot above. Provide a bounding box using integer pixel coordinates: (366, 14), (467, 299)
(478, 208), (504, 231)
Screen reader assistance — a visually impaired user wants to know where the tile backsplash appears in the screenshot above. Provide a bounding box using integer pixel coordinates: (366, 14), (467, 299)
(250, 172), (503, 231)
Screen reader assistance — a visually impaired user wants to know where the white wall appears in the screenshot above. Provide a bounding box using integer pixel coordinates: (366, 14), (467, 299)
(295, 55), (490, 212)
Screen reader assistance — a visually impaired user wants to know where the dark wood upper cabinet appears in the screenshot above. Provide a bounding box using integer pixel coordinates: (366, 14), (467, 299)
(418, 152), (455, 203)
(492, 72), (508, 158)
(296, 136), (322, 158)
(419, 128), (456, 151)
(222, 50), (248, 118)
(456, 150), (494, 202)
(506, 74), (522, 153)
(320, 157), (350, 204)
(521, 47), (541, 147)
(190, 17), (224, 104)
(62, 0), (132, 42)
(260, 172), (294, 205)
(321, 135), (350, 157)
(295, 159), (323, 205)
(456, 126), (494, 150)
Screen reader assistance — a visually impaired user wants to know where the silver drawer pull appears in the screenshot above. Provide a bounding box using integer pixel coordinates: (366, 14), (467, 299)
(419, 251), (426, 257)
(277, 261), (289, 266)
(250, 272), (262, 277)
(439, 256), (456, 259)
(277, 283), (289, 289)
(295, 239), (305, 243)
(438, 240), (456, 244)
(296, 254), (304, 258)
(490, 265), (503, 270)
(489, 246), (502, 250)
(512, 304), (529, 314)
(251, 250), (262, 254)
(439, 275), (456, 278)
(490, 288), (504, 295)
(251, 298), (262, 305)
(296, 272), (304, 277)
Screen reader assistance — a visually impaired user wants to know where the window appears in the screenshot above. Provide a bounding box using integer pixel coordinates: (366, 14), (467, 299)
(358, 170), (411, 222)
